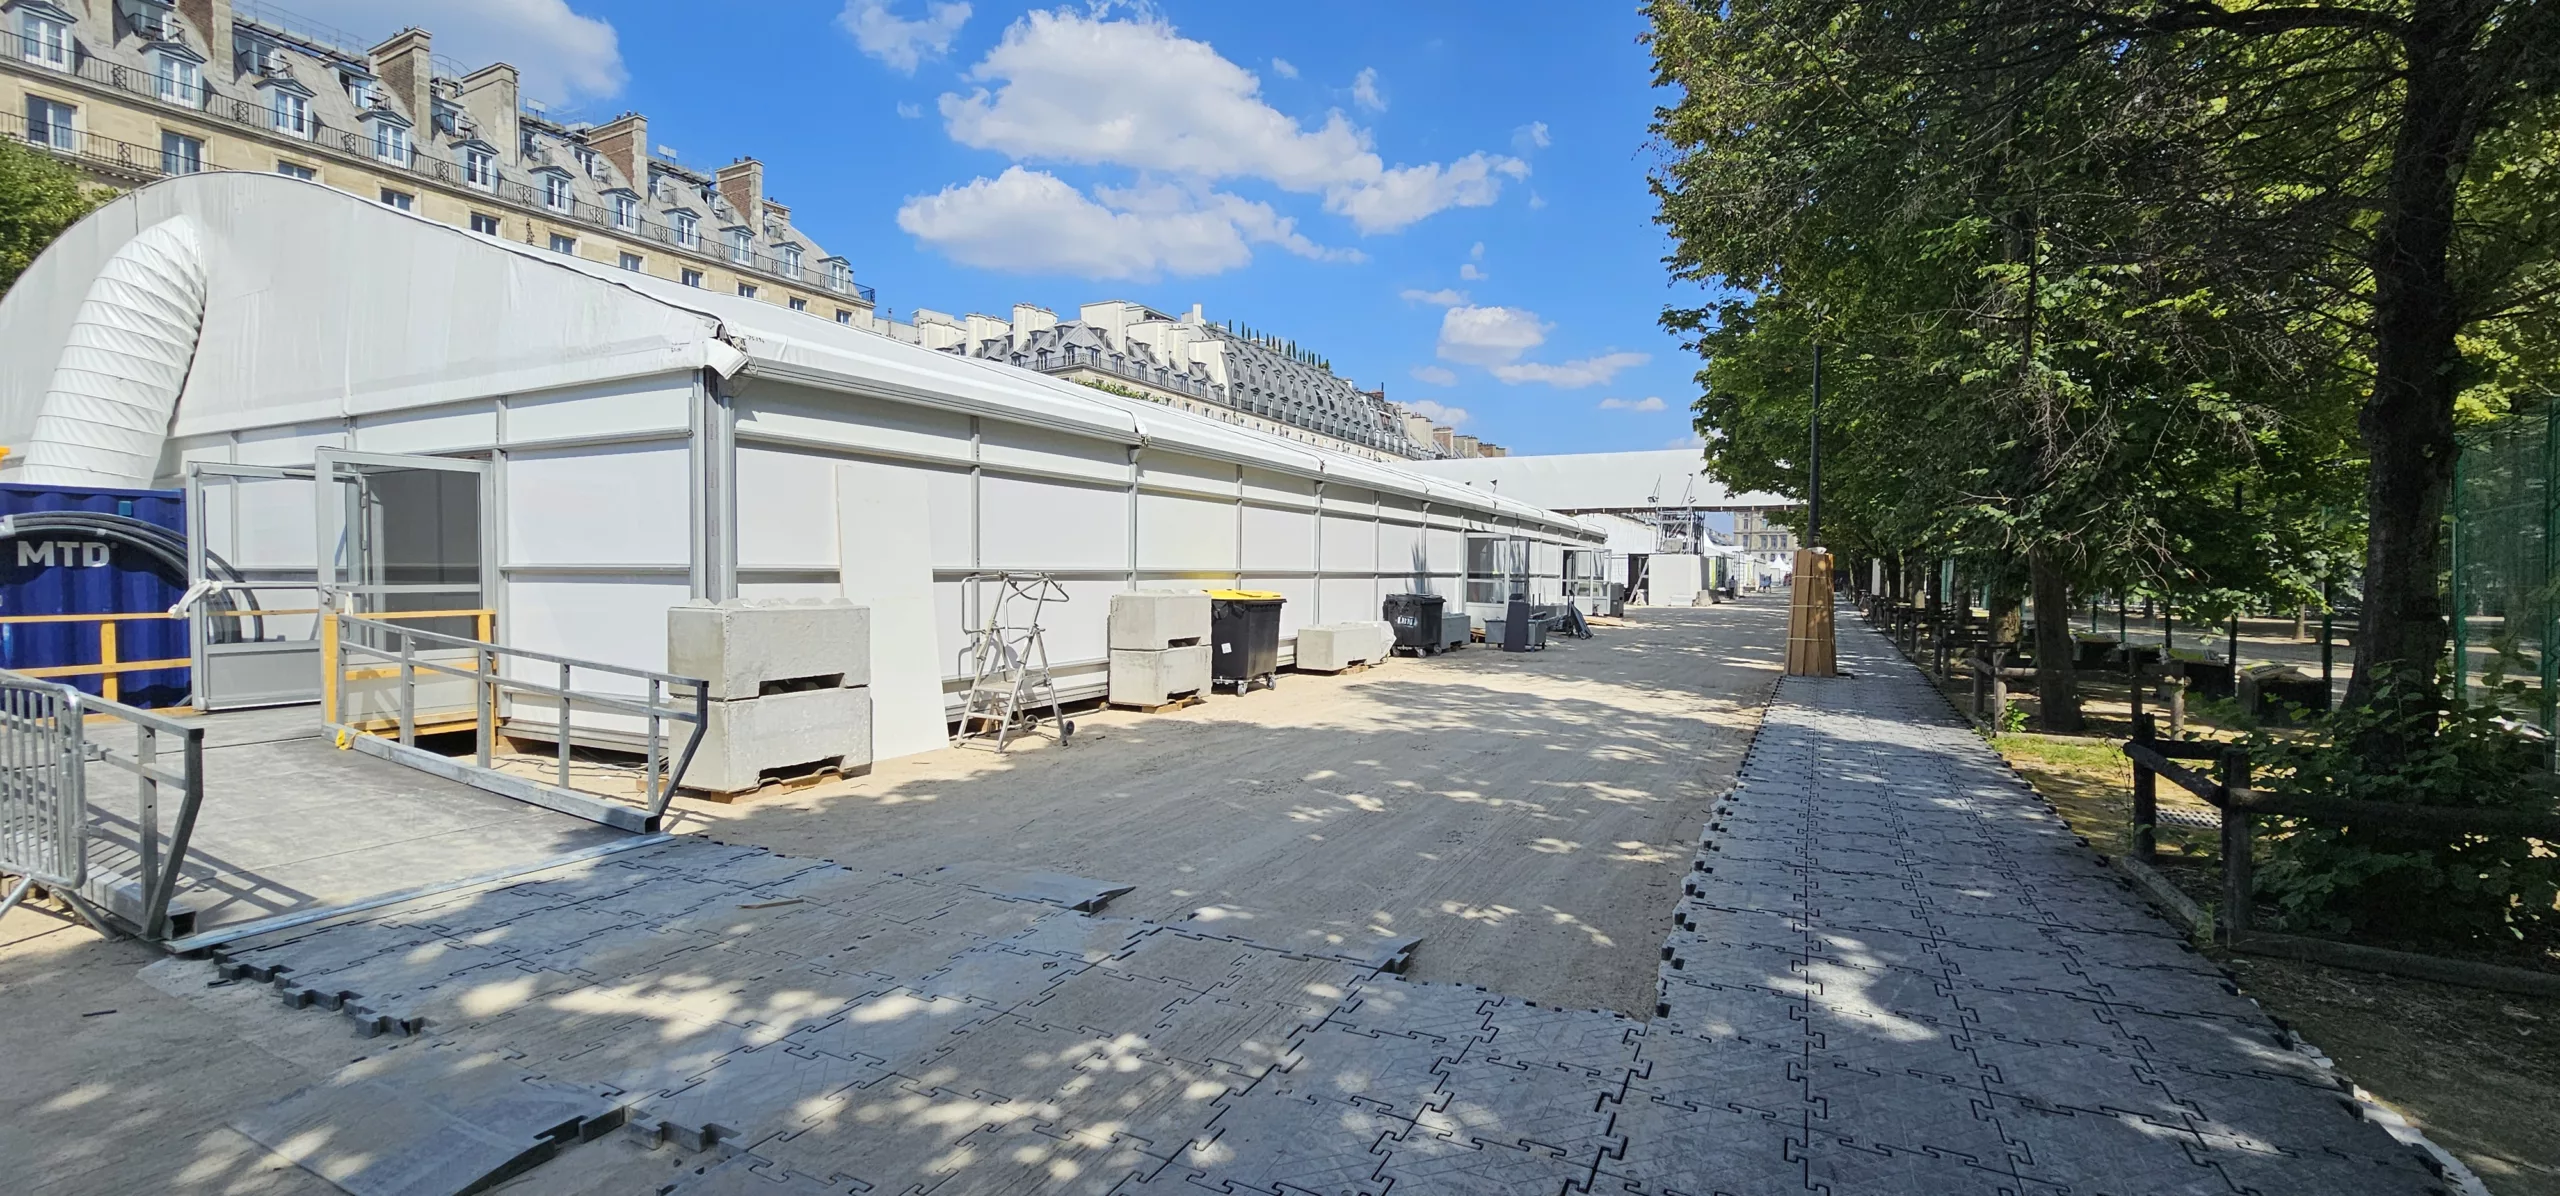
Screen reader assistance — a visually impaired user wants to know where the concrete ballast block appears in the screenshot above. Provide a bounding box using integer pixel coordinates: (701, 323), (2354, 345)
(1296, 624), (1379, 673)
(1109, 591), (1212, 650)
(668, 599), (871, 701)
(683, 686), (873, 793)
(1109, 645), (1211, 706)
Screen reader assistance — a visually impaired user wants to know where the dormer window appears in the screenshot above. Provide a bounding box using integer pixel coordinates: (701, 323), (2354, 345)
(610, 192), (637, 230)
(575, 146), (602, 179)
(18, 5), (69, 70)
(460, 142), (496, 187)
(669, 210), (699, 248)
(270, 88), (311, 138)
(541, 171), (572, 210)
(345, 74), (377, 109)
(778, 244), (802, 279)
(154, 47), (203, 104)
(725, 227), (752, 265)
(826, 260), (853, 294)
(369, 115), (410, 163)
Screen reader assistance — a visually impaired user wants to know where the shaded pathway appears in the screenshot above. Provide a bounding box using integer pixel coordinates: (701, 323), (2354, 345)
(1624, 619), (2451, 1193)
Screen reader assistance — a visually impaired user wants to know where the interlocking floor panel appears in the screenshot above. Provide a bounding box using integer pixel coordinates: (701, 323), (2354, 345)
(203, 625), (2450, 1196)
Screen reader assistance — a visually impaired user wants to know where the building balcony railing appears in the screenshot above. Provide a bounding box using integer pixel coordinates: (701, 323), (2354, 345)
(5, 108), (185, 182)
(1041, 344), (1217, 399)
(4, 31), (877, 306)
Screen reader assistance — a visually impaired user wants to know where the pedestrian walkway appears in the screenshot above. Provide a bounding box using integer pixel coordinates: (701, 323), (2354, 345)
(1626, 623), (2447, 1194)
(144, 621), (2450, 1196)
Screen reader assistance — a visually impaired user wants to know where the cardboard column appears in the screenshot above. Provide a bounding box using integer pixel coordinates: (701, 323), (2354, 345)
(1786, 548), (1837, 676)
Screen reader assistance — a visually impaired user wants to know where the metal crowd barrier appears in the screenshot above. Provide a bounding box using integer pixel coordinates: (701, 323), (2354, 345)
(321, 611), (708, 823)
(0, 669), (205, 939)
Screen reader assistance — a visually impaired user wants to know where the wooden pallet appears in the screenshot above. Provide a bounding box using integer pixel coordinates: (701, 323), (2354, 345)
(687, 761), (872, 804)
(1109, 691), (1205, 715)
(1298, 659), (1374, 677)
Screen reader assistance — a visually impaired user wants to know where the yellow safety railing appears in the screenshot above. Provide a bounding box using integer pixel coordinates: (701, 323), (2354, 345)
(0, 611), (193, 704)
(320, 608), (498, 733)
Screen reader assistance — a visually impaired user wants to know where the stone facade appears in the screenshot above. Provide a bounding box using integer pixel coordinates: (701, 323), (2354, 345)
(867, 300), (1449, 463)
(2, 0), (873, 321)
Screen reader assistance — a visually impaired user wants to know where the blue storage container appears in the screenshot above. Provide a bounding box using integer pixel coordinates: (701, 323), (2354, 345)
(0, 482), (191, 707)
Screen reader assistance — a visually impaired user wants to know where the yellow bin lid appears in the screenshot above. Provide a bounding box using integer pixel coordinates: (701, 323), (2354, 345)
(1205, 589), (1285, 601)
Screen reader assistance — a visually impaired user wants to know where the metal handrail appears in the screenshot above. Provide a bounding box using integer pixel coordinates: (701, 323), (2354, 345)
(322, 611), (707, 816)
(0, 668), (205, 938)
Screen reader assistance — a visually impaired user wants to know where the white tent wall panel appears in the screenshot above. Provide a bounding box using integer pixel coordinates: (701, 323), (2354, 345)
(1379, 522), (1429, 591)
(506, 378), (694, 446)
(1242, 503), (1314, 574)
(1137, 451), (1239, 501)
(353, 402), (499, 456)
(1318, 578), (1377, 628)
(231, 423), (348, 467)
(736, 446), (842, 571)
(503, 576), (685, 696)
(1241, 468), (1315, 508)
(1137, 491), (1238, 573)
(922, 466), (975, 569)
(1318, 513), (1378, 575)
(506, 444), (692, 568)
(980, 421), (1130, 487)
(733, 382), (974, 467)
(978, 474), (1127, 574)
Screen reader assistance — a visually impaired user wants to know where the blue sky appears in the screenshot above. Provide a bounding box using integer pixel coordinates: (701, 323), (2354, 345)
(305, 1), (1716, 455)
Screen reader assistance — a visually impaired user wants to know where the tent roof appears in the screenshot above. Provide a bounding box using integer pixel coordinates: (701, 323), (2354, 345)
(0, 174), (1595, 538)
(1400, 449), (1789, 512)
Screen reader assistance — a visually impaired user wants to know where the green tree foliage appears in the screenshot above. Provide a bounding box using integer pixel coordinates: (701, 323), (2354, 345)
(0, 139), (101, 295)
(1648, 0), (2559, 738)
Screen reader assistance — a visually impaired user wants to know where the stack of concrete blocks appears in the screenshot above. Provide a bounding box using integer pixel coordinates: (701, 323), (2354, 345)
(1296, 621), (1395, 673)
(1108, 591), (1211, 707)
(667, 599), (872, 793)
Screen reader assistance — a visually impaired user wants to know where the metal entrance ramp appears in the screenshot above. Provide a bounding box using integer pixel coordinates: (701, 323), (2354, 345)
(77, 704), (646, 946)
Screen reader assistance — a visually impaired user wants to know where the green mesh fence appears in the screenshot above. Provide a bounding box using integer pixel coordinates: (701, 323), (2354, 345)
(2449, 405), (2560, 746)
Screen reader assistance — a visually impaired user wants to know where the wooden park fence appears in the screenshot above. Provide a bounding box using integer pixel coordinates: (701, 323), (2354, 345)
(2119, 714), (2560, 998)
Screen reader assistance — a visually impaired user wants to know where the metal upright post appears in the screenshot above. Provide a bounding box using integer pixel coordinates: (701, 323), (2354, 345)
(558, 662), (573, 789)
(2130, 713), (2158, 862)
(398, 630), (417, 747)
(645, 677), (663, 810)
(134, 722), (158, 918)
(474, 643), (493, 769)
(1807, 341), (1821, 551)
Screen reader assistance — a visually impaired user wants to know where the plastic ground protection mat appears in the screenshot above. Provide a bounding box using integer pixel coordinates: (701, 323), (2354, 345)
(1627, 627), (2459, 1196)
(197, 842), (1657, 1196)
(189, 623), (2456, 1195)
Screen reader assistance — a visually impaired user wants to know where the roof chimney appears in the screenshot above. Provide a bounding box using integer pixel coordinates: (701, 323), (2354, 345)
(589, 111), (647, 187)
(458, 61), (520, 159)
(176, 0), (232, 63)
(369, 28), (434, 130)
(716, 158), (764, 223)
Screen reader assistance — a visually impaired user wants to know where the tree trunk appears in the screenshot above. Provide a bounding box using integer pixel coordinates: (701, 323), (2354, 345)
(1992, 590), (2022, 647)
(2031, 552), (2083, 732)
(2346, 5), (2480, 723)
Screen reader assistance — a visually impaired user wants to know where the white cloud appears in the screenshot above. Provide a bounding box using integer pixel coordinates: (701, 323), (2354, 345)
(1600, 396), (1668, 412)
(1458, 263), (1487, 281)
(1529, 191), (1547, 210)
(1513, 121), (1551, 151)
(1405, 399), (1469, 425)
(1437, 305), (1549, 366)
(1400, 288), (1468, 306)
(1470, 242), (1486, 259)
(1666, 433), (1707, 449)
(840, 0), (972, 74)
(896, 168), (1350, 279)
(1409, 365), (1460, 387)
(1492, 352), (1651, 388)
(278, 0), (624, 105)
(896, 101), (924, 119)
(1271, 57), (1299, 79)
(938, 10), (1524, 233)
(1351, 67), (1385, 112)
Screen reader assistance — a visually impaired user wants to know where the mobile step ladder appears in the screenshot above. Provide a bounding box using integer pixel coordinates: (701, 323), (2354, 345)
(954, 572), (1075, 751)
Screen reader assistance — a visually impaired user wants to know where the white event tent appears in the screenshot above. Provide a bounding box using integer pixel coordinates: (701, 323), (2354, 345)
(0, 175), (1603, 752)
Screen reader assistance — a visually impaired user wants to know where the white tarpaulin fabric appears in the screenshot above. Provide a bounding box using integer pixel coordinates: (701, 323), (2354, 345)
(1402, 449), (1789, 513)
(18, 216), (206, 487)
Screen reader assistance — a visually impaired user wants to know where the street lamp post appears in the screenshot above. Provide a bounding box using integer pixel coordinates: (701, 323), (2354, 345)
(1808, 340), (1822, 552)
